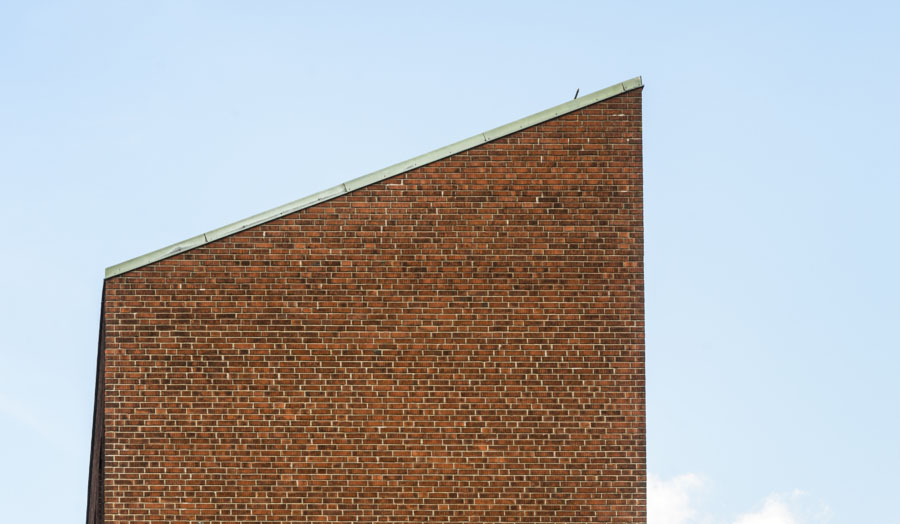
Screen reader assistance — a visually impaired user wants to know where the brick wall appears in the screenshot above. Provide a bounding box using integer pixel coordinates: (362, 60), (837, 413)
(99, 88), (644, 522)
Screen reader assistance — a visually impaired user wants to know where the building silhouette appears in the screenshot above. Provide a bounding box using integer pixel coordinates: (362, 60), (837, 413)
(87, 77), (645, 523)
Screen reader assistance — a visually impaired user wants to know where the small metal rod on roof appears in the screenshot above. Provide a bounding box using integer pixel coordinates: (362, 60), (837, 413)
(574, 88), (579, 99)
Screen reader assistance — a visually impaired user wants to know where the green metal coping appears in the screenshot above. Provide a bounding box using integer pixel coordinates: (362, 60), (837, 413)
(105, 76), (643, 279)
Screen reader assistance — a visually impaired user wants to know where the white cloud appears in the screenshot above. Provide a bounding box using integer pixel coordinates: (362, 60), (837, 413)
(649, 475), (830, 524)
(732, 490), (831, 524)
(731, 493), (798, 524)
(648, 473), (706, 524)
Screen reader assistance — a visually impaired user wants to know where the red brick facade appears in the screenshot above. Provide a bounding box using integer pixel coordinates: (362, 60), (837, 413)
(92, 87), (644, 522)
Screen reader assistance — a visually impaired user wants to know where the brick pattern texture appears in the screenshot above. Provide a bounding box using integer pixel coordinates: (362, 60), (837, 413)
(100, 88), (644, 522)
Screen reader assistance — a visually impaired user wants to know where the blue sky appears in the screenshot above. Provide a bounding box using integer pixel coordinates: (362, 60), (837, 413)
(1, 2), (898, 523)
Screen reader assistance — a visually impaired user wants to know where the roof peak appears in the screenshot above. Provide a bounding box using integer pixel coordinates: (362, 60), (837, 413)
(106, 76), (643, 279)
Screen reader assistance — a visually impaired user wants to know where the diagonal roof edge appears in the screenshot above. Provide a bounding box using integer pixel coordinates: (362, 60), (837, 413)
(106, 76), (642, 279)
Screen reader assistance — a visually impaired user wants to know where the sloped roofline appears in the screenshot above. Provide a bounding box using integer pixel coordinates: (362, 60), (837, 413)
(106, 76), (643, 279)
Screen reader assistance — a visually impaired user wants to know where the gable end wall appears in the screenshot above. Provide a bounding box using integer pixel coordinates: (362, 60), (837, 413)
(100, 88), (644, 523)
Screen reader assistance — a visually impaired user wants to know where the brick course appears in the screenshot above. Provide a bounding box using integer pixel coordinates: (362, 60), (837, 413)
(96, 88), (644, 522)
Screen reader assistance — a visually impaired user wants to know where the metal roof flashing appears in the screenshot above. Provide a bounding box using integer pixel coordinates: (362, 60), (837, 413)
(105, 76), (642, 279)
